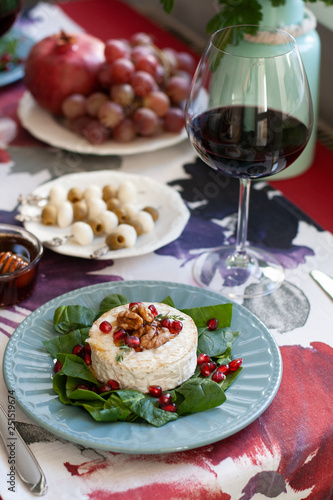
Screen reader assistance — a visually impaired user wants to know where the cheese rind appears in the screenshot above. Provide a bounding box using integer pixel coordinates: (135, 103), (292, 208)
(87, 302), (198, 393)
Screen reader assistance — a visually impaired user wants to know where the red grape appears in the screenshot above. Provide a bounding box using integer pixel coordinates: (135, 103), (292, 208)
(130, 32), (153, 46)
(97, 62), (112, 89)
(131, 71), (156, 98)
(163, 108), (185, 133)
(112, 118), (136, 142)
(86, 92), (108, 117)
(104, 39), (129, 63)
(109, 58), (135, 84)
(175, 51), (196, 74)
(98, 101), (124, 128)
(166, 75), (190, 104)
(81, 119), (110, 144)
(135, 54), (158, 77)
(133, 108), (159, 136)
(143, 91), (170, 117)
(110, 83), (134, 107)
(130, 45), (153, 64)
(62, 94), (86, 119)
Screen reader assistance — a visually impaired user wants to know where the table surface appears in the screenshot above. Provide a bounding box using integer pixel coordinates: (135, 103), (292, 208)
(0, 1), (333, 499)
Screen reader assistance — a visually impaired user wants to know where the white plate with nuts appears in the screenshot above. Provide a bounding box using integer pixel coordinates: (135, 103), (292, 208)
(17, 170), (190, 260)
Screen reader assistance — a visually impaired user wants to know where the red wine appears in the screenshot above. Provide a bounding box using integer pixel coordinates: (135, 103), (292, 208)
(187, 106), (311, 179)
(0, 0), (21, 37)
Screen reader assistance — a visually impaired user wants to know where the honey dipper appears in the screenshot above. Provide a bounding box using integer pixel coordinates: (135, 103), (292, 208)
(0, 251), (29, 274)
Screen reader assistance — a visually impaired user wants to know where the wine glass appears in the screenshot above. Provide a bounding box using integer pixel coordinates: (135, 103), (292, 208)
(185, 25), (313, 299)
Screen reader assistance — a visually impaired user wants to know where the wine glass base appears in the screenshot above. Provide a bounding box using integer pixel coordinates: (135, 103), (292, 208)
(193, 246), (284, 300)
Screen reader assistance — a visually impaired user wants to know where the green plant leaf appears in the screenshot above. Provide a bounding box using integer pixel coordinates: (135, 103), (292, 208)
(53, 305), (97, 334)
(116, 390), (178, 427)
(161, 295), (176, 307)
(98, 294), (129, 315)
(160, 0), (175, 14)
(198, 328), (240, 357)
(57, 353), (99, 384)
(42, 327), (90, 358)
(181, 303), (232, 328)
(175, 378), (226, 414)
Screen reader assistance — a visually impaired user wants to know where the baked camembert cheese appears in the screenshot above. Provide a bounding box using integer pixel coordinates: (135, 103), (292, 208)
(87, 302), (198, 393)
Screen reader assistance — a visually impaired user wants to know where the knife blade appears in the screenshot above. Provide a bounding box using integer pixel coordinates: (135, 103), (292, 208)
(0, 403), (47, 496)
(310, 270), (333, 300)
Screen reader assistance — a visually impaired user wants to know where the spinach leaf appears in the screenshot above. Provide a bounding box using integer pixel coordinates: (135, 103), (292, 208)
(52, 372), (70, 404)
(42, 327), (90, 358)
(175, 378), (226, 415)
(82, 404), (121, 422)
(116, 390), (178, 427)
(221, 368), (242, 391)
(181, 303), (232, 328)
(198, 328), (240, 357)
(57, 353), (99, 384)
(98, 294), (129, 315)
(160, 295), (175, 307)
(105, 393), (138, 422)
(53, 305), (97, 334)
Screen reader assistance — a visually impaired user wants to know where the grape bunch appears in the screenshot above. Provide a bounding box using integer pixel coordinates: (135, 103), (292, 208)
(61, 32), (196, 144)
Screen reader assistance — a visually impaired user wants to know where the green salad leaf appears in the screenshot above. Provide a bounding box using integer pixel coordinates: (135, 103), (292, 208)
(174, 377), (226, 415)
(46, 293), (243, 427)
(181, 303), (232, 328)
(198, 328), (240, 357)
(98, 294), (129, 315)
(53, 305), (98, 334)
(43, 327), (90, 358)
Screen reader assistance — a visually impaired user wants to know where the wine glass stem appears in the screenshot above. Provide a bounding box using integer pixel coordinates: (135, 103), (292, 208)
(235, 178), (251, 253)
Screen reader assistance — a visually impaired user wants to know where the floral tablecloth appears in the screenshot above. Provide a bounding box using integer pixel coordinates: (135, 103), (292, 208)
(0, 2), (332, 499)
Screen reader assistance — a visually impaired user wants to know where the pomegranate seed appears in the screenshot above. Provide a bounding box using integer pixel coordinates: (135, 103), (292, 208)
(149, 385), (162, 397)
(212, 371), (226, 383)
(125, 335), (140, 348)
(200, 362), (213, 377)
(207, 318), (219, 330)
(129, 302), (142, 308)
(98, 383), (112, 393)
(82, 344), (91, 354)
(209, 361), (217, 372)
(171, 320), (183, 333)
(84, 353), (92, 365)
(100, 320), (112, 333)
(161, 318), (171, 329)
(54, 360), (63, 373)
(217, 364), (230, 375)
(72, 344), (84, 356)
(114, 328), (127, 340)
(161, 403), (177, 413)
(197, 353), (210, 365)
(229, 358), (243, 371)
(76, 383), (89, 390)
(107, 379), (120, 390)
(148, 304), (158, 317)
(158, 393), (171, 405)
(91, 385), (98, 393)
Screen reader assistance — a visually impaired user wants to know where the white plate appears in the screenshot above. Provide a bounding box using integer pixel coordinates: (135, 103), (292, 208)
(19, 170), (190, 259)
(18, 92), (188, 155)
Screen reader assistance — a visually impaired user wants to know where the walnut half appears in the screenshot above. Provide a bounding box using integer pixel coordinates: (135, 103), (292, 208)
(117, 310), (143, 330)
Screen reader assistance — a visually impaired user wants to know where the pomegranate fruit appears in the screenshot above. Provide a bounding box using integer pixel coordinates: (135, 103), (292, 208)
(24, 31), (105, 114)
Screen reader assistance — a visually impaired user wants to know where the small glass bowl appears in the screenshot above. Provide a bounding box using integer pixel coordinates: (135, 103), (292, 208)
(0, 224), (43, 307)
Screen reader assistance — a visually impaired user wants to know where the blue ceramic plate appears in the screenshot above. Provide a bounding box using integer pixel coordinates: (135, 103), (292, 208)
(3, 281), (282, 454)
(0, 29), (35, 87)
